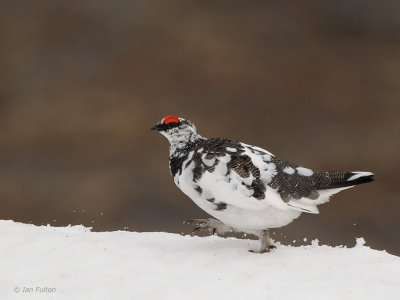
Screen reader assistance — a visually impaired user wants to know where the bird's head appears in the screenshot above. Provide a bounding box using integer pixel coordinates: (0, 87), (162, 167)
(151, 116), (200, 150)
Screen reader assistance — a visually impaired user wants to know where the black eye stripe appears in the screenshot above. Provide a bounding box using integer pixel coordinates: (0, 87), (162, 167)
(165, 122), (180, 128)
(157, 121), (181, 131)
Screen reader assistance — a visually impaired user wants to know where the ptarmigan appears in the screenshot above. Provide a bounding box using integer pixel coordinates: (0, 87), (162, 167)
(151, 116), (374, 253)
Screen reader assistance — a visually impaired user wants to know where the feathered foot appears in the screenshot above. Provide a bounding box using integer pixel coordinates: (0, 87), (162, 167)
(249, 230), (276, 254)
(184, 218), (233, 235)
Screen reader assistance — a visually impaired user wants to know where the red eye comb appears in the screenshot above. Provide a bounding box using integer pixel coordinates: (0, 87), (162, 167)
(163, 116), (180, 124)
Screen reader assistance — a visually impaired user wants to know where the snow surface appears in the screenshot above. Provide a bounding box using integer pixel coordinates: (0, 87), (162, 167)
(1, 220), (399, 300)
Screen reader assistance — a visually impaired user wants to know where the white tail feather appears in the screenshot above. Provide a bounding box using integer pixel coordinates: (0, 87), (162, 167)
(347, 171), (374, 181)
(287, 186), (354, 214)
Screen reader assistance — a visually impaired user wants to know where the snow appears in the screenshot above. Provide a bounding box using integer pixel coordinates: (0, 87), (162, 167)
(1, 220), (399, 300)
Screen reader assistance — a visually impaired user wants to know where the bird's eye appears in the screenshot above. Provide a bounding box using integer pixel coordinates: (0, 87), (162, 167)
(163, 116), (180, 124)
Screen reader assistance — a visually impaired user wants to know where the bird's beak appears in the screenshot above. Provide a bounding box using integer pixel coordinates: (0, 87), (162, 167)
(151, 124), (161, 131)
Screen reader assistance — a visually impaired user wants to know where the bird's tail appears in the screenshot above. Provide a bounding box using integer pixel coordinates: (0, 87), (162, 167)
(319, 171), (375, 190)
(286, 171), (375, 214)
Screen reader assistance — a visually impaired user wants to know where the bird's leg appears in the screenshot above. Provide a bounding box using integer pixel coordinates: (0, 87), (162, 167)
(249, 230), (276, 253)
(184, 218), (233, 235)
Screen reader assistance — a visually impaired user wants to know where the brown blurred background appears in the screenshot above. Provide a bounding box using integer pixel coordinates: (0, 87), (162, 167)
(1, 1), (399, 254)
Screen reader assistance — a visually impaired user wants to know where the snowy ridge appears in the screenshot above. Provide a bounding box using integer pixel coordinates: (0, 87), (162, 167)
(0, 220), (399, 300)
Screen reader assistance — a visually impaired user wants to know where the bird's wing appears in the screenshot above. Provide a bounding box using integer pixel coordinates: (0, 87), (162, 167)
(242, 142), (374, 213)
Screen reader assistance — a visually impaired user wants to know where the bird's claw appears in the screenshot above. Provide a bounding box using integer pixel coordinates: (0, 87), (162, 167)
(249, 245), (277, 254)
